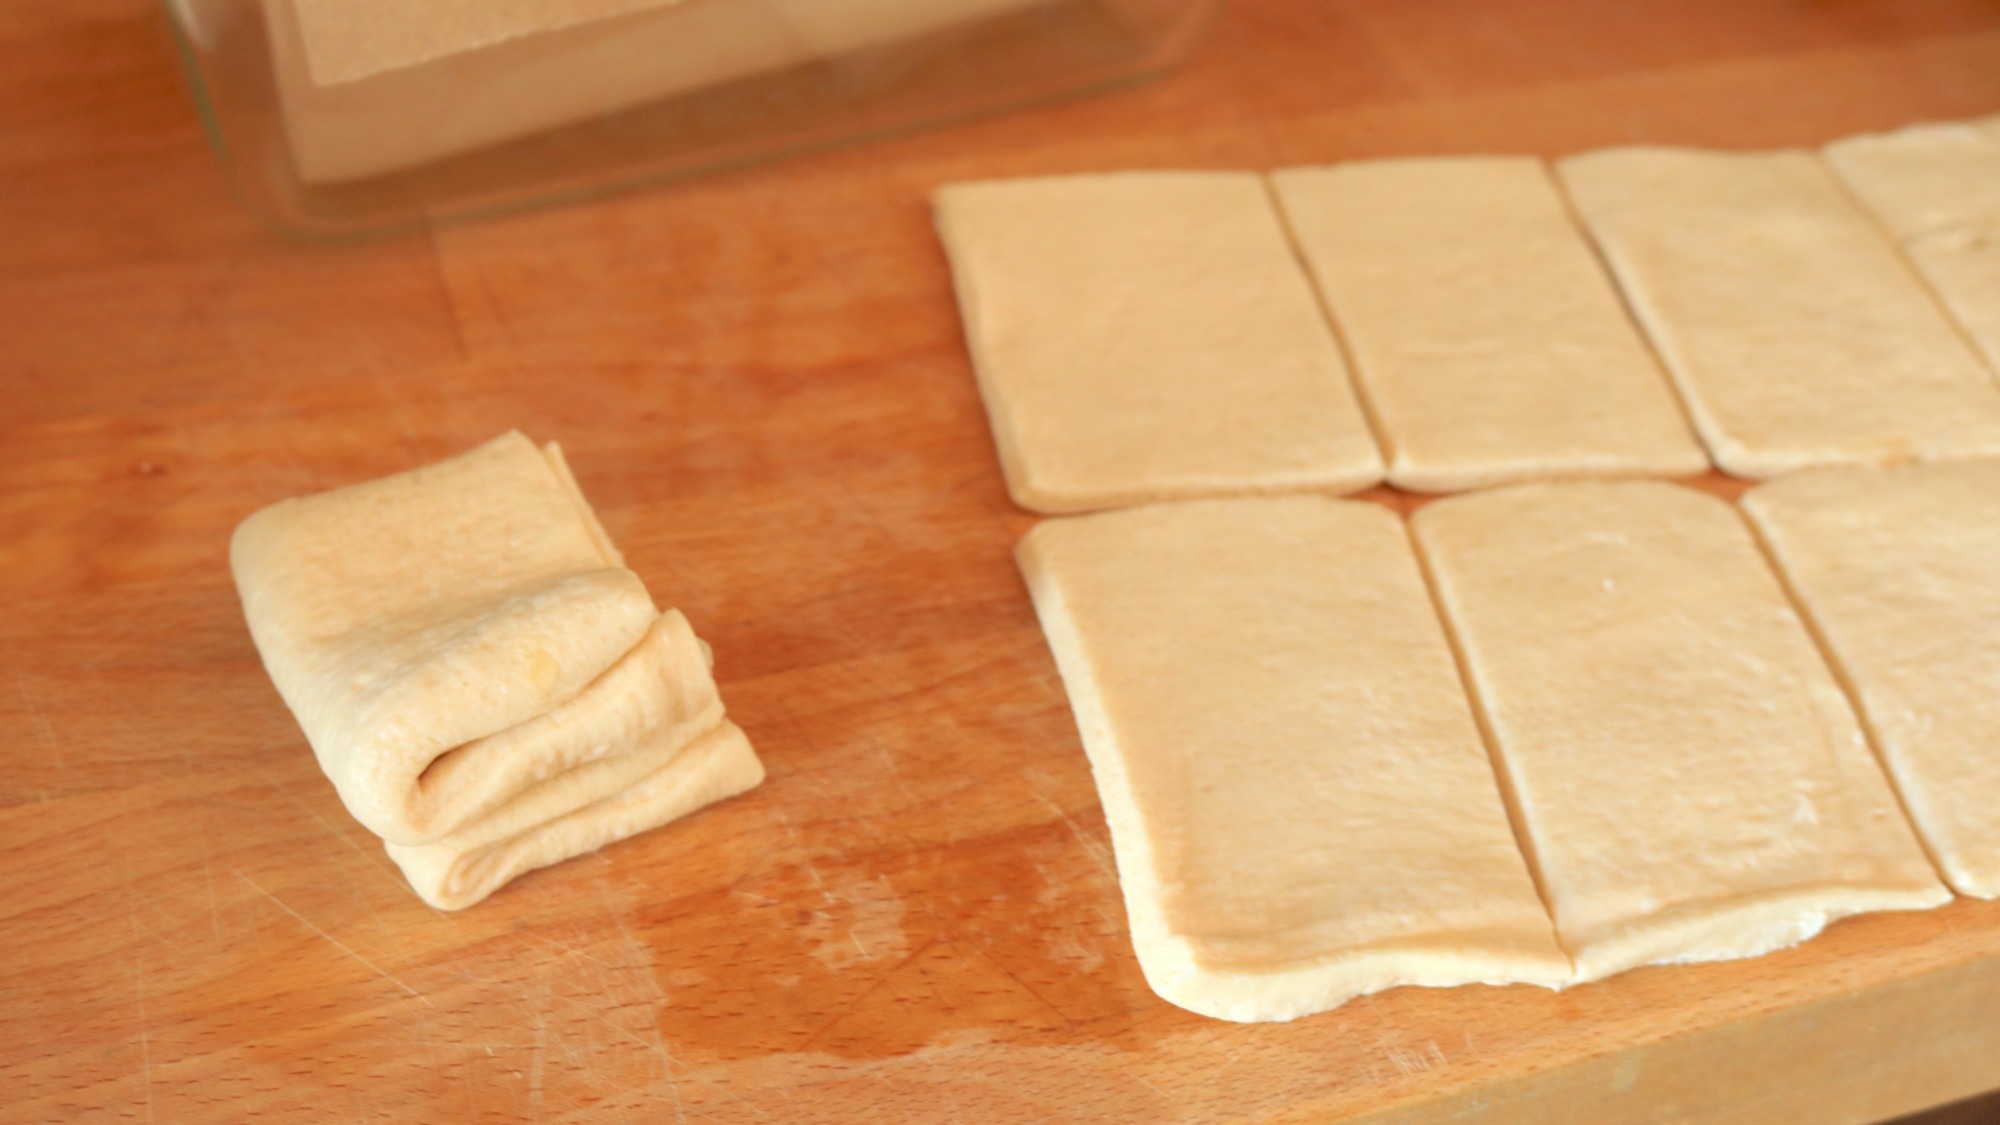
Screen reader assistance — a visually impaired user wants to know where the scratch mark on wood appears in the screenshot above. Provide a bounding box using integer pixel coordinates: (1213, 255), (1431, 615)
(232, 868), (432, 1005)
(528, 987), (548, 1124)
(927, 1052), (969, 1125)
(1379, 1035), (1437, 1078)
(521, 929), (617, 973)
(652, 1037), (690, 1125)
(974, 947), (1073, 1030)
(14, 671), (63, 771)
(265, 775), (402, 878)
(589, 1014), (688, 1124)
(121, 923), (156, 1125)
(1029, 789), (1114, 879)
(798, 934), (941, 1053)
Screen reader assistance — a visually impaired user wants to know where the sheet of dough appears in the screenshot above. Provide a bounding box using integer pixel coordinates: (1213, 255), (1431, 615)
(231, 431), (762, 907)
(1743, 460), (2000, 898)
(1556, 147), (2000, 478)
(1824, 121), (2000, 382)
(936, 172), (1384, 514)
(1017, 496), (1569, 1022)
(1411, 480), (1948, 982)
(1271, 157), (1707, 492)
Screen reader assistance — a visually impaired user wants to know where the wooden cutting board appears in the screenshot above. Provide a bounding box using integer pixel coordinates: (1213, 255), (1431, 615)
(6, 1), (2000, 1121)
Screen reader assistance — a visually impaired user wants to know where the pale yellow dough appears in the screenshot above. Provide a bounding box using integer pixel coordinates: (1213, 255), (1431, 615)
(1744, 460), (2000, 898)
(1412, 481), (1948, 981)
(1017, 496), (1569, 1022)
(1824, 121), (2000, 382)
(231, 431), (762, 909)
(936, 172), (1383, 514)
(1271, 156), (1706, 492)
(1557, 147), (2000, 478)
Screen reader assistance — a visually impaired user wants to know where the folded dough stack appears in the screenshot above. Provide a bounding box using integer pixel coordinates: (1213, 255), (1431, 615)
(230, 431), (763, 909)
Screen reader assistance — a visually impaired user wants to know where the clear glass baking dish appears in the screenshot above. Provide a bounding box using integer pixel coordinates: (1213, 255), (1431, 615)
(166, 0), (1220, 239)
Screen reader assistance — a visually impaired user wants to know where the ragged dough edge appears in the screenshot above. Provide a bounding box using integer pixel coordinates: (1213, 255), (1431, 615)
(1016, 527), (1569, 1024)
(387, 721), (763, 911)
(1564, 880), (1951, 983)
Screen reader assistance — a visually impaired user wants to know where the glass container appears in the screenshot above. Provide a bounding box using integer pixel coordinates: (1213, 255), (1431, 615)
(166, 0), (1221, 238)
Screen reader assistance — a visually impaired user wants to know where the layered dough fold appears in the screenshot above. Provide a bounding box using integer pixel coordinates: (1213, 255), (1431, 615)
(231, 431), (762, 909)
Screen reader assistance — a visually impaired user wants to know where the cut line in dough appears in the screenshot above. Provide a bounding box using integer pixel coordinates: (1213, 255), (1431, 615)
(1271, 156), (1707, 492)
(1018, 495), (1569, 1022)
(935, 171), (1383, 514)
(1744, 460), (2000, 899)
(1824, 121), (2000, 384)
(1557, 147), (2000, 478)
(1411, 480), (1948, 981)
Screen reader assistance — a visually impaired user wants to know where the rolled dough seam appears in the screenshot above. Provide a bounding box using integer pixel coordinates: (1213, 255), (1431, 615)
(1556, 147), (2000, 478)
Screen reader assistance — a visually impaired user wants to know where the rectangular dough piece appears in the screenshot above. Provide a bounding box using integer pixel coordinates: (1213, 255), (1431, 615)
(1411, 481), (1948, 982)
(1743, 460), (2000, 898)
(1824, 121), (2000, 381)
(1017, 495), (1569, 1022)
(1271, 156), (1707, 492)
(936, 172), (1384, 514)
(1556, 147), (2000, 478)
(231, 431), (762, 908)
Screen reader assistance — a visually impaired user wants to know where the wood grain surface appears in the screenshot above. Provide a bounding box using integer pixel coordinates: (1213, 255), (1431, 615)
(7, 1), (2000, 1121)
